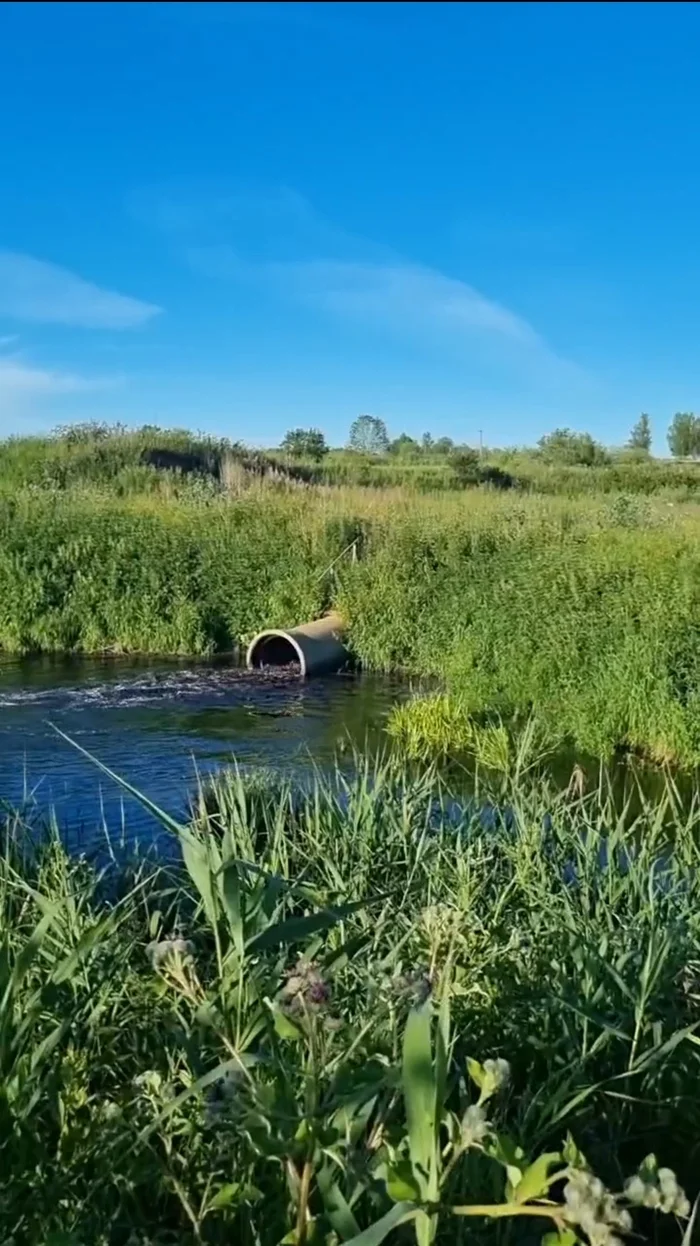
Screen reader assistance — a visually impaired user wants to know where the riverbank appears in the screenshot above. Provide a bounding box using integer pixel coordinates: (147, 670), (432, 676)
(1, 758), (696, 1243)
(3, 480), (700, 764)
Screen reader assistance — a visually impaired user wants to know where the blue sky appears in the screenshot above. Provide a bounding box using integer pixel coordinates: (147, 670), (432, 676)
(2, 1), (700, 449)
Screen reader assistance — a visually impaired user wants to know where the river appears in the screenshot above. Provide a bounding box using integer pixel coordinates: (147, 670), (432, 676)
(0, 656), (407, 854)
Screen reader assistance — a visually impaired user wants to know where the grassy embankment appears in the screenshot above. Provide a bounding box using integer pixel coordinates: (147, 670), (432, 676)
(2, 425), (700, 763)
(1, 754), (698, 1243)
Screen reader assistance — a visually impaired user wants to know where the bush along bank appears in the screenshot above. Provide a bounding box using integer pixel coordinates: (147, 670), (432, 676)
(339, 514), (700, 767)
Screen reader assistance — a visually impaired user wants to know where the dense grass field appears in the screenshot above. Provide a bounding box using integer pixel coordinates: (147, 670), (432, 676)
(1, 754), (698, 1244)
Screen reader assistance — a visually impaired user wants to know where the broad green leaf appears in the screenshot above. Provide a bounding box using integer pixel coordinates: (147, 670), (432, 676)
(467, 1057), (485, 1090)
(180, 837), (219, 933)
(403, 1002), (436, 1200)
(542, 1231), (577, 1246)
(386, 1159), (421, 1204)
(322, 931), (372, 972)
(512, 1152), (563, 1204)
(269, 1002), (304, 1041)
(8, 912), (54, 996)
(345, 1202), (418, 1246)
(219, 862), (244, 958)
(207, 1182), (241, 1210)
(435, 960), (452, 1140)
(246, 899), (368, 953)
(317, 1165), (361, 1239)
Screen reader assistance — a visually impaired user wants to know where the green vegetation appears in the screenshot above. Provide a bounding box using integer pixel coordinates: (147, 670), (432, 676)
(281, 428), (329, 461)
(667, 413), (700, 460)
(628, 414), (652, 454)
(1, 752), (698, 1244)
(348, 414), (390, 456)
(3, 422), (700, 763)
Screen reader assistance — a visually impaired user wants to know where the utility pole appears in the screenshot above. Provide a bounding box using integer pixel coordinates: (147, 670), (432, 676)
(479, 429), (484, 459)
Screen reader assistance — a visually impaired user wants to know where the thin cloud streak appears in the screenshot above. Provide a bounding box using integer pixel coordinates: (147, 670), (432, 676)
(188, 243), (569, 367)
(154, 184), (584, 377)
(0, 252), (161, 329)
(269, 258), (543, 347)
(0, 356), (117, 401)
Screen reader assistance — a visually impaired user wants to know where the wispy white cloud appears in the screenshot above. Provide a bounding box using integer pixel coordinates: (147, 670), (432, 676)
(0, 344), (121, 424)
(0, 252), (161, 329)
(267, 258), (544, 347)
(143, 183), (581, 375)
(0, 358), (97, 398)
(189, 244), (559, 363)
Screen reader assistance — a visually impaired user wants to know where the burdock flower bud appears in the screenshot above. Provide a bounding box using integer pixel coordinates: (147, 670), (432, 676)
(624, 1164), (690, 1218)
(461, 1103), (490, 1147)
(483, 1058), (511, 1092)
(147, 937), (194, 969)
(563, 1169), (633, 1246)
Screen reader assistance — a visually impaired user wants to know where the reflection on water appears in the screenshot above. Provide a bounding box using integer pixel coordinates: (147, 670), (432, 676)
(0, 655), (408, 853)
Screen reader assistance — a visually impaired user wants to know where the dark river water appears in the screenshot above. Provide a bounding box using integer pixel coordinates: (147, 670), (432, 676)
(0, 656), (407, 854)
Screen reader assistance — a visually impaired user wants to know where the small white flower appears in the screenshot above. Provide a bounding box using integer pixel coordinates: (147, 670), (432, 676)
(461, 1103), (489, 1147)
(658, 1168), (677, 1188)
(147, 937), (194, 969)
(564, 1169), (632, 1245)
(624, 1176), (646, 1205)
(624, 1163), (689, 1219)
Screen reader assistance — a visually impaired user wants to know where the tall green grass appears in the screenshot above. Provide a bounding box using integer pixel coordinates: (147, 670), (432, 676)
(0, 753), (697, 1243)
(339, 506), (700, 766)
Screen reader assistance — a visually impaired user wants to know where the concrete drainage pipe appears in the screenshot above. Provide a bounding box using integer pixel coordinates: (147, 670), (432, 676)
(245, 613), (348, 678)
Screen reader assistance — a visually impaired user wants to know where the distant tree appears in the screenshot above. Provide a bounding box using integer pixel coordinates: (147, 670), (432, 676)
(628, 413), (652, 453)
(537, 427), (607, 467)
(434, 436), (455, 455)
(421, 432), (434, 453)
(451, 446), (480, 484)
(389, 433), (419, 457)
(348, 414), (389, 456)
(281, 428), (328, 461)
(667, 412), (700, 459)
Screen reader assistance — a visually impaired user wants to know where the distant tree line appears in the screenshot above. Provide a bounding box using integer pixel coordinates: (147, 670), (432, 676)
(278, 411), (700, 464)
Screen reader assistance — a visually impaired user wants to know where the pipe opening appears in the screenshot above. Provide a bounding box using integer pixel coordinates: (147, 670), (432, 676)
(247, 632), (303, 675)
